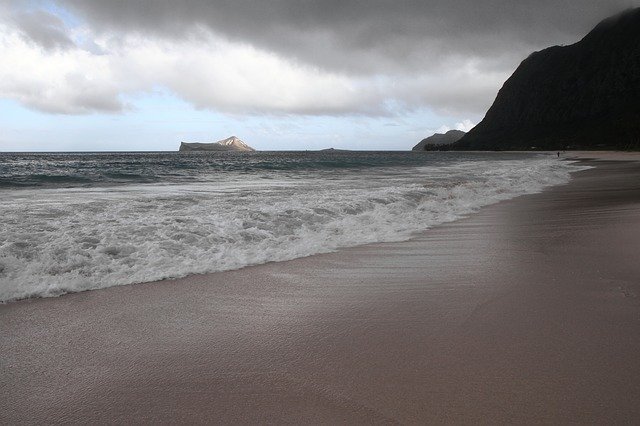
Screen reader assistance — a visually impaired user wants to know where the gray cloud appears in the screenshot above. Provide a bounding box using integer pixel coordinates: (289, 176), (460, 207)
(61, 0), (639, 75)
(13, 10), (75, 50)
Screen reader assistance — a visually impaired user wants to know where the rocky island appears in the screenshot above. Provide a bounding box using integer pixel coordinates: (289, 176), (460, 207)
(179, 136), (256, 152)
(319, 148), (351, 152)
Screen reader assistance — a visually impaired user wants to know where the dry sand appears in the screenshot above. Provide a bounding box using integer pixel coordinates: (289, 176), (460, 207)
(2, 155), (640, 424)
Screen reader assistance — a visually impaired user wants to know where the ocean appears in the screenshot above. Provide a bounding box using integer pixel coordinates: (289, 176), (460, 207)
(0, 151), (586, 302)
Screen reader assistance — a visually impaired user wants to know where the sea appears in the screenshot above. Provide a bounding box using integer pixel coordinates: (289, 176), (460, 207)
(0, 151), (587, 302)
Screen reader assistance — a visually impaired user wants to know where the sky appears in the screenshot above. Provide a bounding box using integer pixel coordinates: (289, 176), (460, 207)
(0, 0), (638, 151)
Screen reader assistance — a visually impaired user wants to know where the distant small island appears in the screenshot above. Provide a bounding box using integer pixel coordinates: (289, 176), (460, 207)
(179, 136), (256, 152)
(319, 148), (351, 152)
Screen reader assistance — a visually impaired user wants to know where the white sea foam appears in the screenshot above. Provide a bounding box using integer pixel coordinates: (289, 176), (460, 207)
(0, 156), (588, 302)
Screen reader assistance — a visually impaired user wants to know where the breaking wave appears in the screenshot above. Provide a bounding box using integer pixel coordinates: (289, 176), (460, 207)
(0, 152), (588, 302)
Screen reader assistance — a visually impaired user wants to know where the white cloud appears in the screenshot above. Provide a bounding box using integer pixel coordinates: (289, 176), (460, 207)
(0, 19), (383, 115)
(0, 23), (120, 114)
(0, 9), (506, 117)
(119, 34), (379, 115)
(433, 119), (475, 135)
(455, 119), (475, 132)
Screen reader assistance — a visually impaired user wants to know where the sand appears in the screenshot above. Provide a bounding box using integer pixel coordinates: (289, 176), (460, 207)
(2, 154), (640, 424)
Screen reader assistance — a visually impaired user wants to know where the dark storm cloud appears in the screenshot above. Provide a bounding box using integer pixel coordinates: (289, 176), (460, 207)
(3, 0), (638, 117)
(61, 0), (639, 74)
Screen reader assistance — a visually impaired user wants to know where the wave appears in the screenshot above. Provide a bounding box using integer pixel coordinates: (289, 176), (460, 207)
(0, 155), (588, 302)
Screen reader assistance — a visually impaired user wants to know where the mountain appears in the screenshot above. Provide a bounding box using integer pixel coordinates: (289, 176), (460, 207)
(179, 136), (256, 152)
(454, 8), (640, 151)
(412, 130), (466, 151)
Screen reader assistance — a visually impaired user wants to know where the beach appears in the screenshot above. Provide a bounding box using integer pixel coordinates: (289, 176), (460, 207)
(2, 154), (640, 423)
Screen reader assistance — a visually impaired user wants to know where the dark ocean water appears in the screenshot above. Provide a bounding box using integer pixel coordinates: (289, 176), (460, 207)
(0, 151), (568, 189)
(0, 151), (470, 189)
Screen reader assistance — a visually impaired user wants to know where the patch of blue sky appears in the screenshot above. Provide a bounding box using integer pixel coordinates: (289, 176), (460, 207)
(22, 0), (81, 28)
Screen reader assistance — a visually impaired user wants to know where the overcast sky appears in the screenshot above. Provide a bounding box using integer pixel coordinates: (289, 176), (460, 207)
(1, 0), (637, 151)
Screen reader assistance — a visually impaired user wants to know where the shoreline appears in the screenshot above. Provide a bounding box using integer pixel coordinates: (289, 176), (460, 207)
(566, 150), (640, 161)
(2, 153), (640, 423)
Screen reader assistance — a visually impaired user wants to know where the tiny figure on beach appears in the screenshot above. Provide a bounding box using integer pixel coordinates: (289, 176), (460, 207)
(557, 152), (560, 158)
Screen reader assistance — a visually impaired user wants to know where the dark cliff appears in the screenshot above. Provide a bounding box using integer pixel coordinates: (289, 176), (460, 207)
(455, 8), (640, 151)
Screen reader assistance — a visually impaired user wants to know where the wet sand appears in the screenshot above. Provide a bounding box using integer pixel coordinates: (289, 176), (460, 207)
(2, 157), (640, 424)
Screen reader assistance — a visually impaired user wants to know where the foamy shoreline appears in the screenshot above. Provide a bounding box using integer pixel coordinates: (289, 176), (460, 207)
(0, 152), (580, 303)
